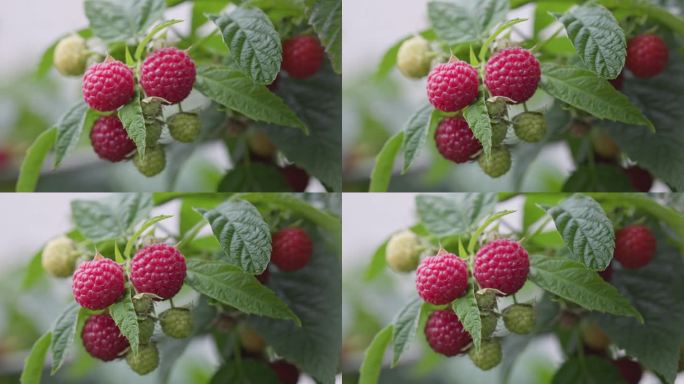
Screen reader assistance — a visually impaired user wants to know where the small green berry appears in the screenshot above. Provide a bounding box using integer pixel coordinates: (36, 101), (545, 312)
(503, 304), (535, 334)
(480, 311), (498, 339)
(385, 230), (423, 273)
(491, 121), (508, 146)
(513, 112), (547, 142)
(396, 36), (433, 79)
(42, 236), (80, 278)
(486, 98), (507, 119)
(133, 296), (154, 315)
(478, 146), (511, 178)
(53, 34), (89, 76)
(167, 112), (200, 143)
(468, 338), (502, 371)
(141, 99), (162, 119)
(159, 308), (192, 339)
(126, 343), (159, 375)
(138, 317), (155, 344)
(145, 119), (163, 147)
(475, 289), (498, 311)
(133, 147), (166, 177)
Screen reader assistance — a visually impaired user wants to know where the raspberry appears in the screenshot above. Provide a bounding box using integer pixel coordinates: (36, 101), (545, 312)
(42, 236), (79, 278)
(478, 146), (512, 178)
(475, 289), (498, 311)
(239, 325), (266, 353)
(592, 133), (620, 160)
(72, 256), (125, 310)
(624, 166), (653, 192)
(54, 34), (88, 76)
(426, 60), (479, 112)
(167, 112), (200, 143)
(513, 112), (547, 142)
(502, 304), (535, 334)
(133, 296), (154, 315)
(256, 266), (270, 284)
(486, 98), (508, 119)
(598, 262), (613, 281)
(133, 147), (166, 177)
(82, 60), (135, 112)
(385, 230), (423, 273)
(581, 322), (610, 352)
(626, 34), (669, 78)
(424, 309), (472, 356)
(142, 99), (163, 119)
(145, 119), (163, 147)
(480, 311), (498, 339)
(131, 243), (186, 299)
(267, 75), (280, 91)
(611, 358), (643, 384)
(415, 252), (468, 305)
(90, 116), (136, 162)
(248, 131), (277, 158)
(271, 227), (313, 271)
(609, 71), (625, 90)
(270, 360), (300, 384)
(140, 47), (196, 104)
(434, 117), (482, 163)
(491, 121), (509, 146)
(138, 317), (155, 344)
(396, 36), (433, 79)
(281, 165), (310, 192)
(159, 308), (193, 338)
(474, 239), (529, 295)
(614, 225), (656, 268)
(485, 48), (541, 104)
(82, 314), (129, 361)
(282, 35), (325, 79)
(126, 343), (159, 375)
(468, 338), (502, 370)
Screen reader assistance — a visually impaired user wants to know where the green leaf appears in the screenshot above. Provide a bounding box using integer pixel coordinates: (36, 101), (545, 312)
(118, 91), (147, 157)
(53, 101), (90, 167)
(544, 194), (615, 270)
(540, 63), (654, 131)
(309, 0), (342, 74)
(562, 164), (635, 192)
(196, 199), (271, 274)
(369, 131), (404, 192)
(71, 194), (153, 242)
(124, 214), (173, 258)
(208, 7), (282, 84)
(416, 194), (497, 237)
(109, 290), (139, 355)
(364, 240), (388, 282)
(391, 298), (424, 366)
(452, 287), (482, 349)
(134, 19), (183, 61)
(464, 95), (493, 157)
(428, 0), (509, 45)
(195, 64), (307, 131)
(551, 355), (625, 384)
(529, 254), (642, 321)
(467, 210), (516, 254)
(20, 332), (52, 384)
(191, 1), (230, 34)
(358, 325), (393, 384)
(16, 128), (57, 192)
(534, 3), (573, 36)
(49, 302), (81, 374)
(84, 0), (165, 42)
(21, 249), (44, 290)
(556, 4), (626, 79)
(186, 259), (300, 324)
(217, 163), (291, 192)
(599, 0), (684, 36)
(478, 18), (528, 62)
(402, 104), (436, 173)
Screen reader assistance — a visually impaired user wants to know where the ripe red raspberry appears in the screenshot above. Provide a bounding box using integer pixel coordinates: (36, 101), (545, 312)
(82, 314), (129, 361)
(415, 252), (468, 305)
(609, 71), (625, 90)
(271, 227), (313, 271)
(474, 239), (529, 295)
(611, 358), (643, 384)
(90, 116), (136, 162)
(426, 60), (479, 112)
(434, 117), (482, 163)
(282, 35), (324, 79)
(270, 360), (300, 384)
(626, 34), (669, 78)
(624, 166), (653, 192)
(140, 47), (196, 104)
(485, 48), (541, 104)
(82, 60), (135, 112)
(131, 244), (187, 299)
(72, 256), (125, 310)
(614, 225), (656, 268)
(424, 309), (472, 356)
(281, 165), (310, 192)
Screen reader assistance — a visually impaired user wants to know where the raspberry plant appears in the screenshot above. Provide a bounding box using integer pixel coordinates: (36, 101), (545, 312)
(16, 0), (341, 193)
(356, 193), (684, 384)
(20, 193), (341, 384)
(369, 0), (684, 192)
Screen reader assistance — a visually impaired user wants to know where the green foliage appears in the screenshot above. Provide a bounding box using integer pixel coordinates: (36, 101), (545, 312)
(71, 194), (152, 242)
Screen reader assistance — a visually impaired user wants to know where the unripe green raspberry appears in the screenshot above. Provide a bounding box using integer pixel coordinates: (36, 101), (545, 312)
(168, 113), (200, 143)
(133, 296), (153, 315)
(592, 133), (620, 159)
(491, 121), (508, 146)
(138, 317), (155, 344)
(480, 311), (498, 339)
(42, 236), (80, 278)
(126, 343), (159, 375)
(468, 338), (502, 370)
(478, 146), (511, 178)
(385, 230), (423, 272)
(513, 112), (547, 142)
(239, 325), (266, 353)
(53, 34), (89, 76)
(503, 304), (535, 334)
(145, 119), (163, 147)
(248, 131), (277, 158)
(396, 36), (433, 79)
(475, 289), (498, 311)
(141, 99), (163, 119)
(159, 308), (192, 339)
(134, 147), (166, 177)
(486, 98), (508, 119)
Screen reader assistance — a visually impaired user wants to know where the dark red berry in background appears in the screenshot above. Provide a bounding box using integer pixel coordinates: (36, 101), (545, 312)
(474, 239), (529, 296)
(611, 358), (643, 384)
(141, 47), (196, 104)
(72, 257), (125, 310)
(614, 225), (656, 268)
(426, 60), (479, 112)
(256, 266), (270, 284)
(281, 165), (310, 192)
(270, 360), (300, 384)
(424, 309), (472, 356)
(282, 36), (324, 79)
(131, 244), (187, 299)
(90, 116), (136, 162)
(415, 253), (468, 305)
(485, 48), (541, 104)
(626, 34), (668, 78)
(609, 71), (625, 90)
(82, 60), (135, 112)
(624, 166), (654, 192)
(434, 117), (482, 163)
(82, 314), (129, 361)
(598, 263), (613, 281)
(271, 227), (313, 271)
